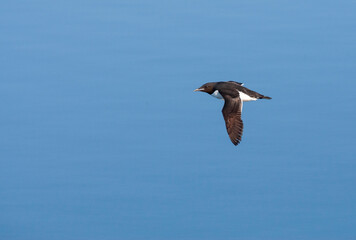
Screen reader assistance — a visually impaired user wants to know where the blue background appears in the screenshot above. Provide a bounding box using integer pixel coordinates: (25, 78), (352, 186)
(1, 0), (355, 239)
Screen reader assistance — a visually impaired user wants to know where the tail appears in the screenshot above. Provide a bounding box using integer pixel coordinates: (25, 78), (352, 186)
(261, 95), (272, 100)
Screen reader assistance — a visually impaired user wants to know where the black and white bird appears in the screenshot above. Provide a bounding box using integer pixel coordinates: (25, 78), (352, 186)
(194, 81), (271, 146)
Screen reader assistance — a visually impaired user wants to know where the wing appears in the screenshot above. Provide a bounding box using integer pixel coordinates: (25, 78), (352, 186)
(221, 95), (244, 146)
(227, 81), (244, 86)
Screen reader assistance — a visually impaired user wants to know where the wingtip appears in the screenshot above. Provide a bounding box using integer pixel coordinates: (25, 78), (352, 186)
(231, 138), (241, 146)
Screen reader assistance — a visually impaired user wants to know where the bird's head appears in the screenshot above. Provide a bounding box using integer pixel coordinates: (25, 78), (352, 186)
(194, 82), (215, 94)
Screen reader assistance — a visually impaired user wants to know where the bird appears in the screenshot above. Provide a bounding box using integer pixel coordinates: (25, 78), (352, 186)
(194, 81), (271, 146)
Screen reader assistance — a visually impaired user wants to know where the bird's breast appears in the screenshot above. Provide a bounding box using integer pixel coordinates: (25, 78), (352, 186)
(211, 90), (224, 99)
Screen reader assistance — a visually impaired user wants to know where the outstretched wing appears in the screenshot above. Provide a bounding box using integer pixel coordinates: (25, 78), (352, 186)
(221, 95), (244, 146)
(227, 81), (244, 86)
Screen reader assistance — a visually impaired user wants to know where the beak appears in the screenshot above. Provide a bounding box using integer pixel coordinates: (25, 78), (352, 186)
(194, 88), (204, 92)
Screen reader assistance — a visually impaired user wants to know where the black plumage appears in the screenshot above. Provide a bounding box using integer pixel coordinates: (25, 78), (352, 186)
(194, 81), (271, 146)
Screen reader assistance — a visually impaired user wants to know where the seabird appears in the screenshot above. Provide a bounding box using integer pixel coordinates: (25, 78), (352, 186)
(194, 81), (271, 146)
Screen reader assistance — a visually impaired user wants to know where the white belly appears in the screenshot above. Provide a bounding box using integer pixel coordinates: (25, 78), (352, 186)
(211, 90), (257, 102)
(211, 90), (223, 99)
(239, 91), (257, 102)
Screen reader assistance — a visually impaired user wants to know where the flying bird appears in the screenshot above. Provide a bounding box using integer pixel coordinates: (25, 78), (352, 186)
(194, 81), (271, 146)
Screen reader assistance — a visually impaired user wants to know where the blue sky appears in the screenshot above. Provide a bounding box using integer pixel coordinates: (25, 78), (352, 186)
(1, 0), (355, 239)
